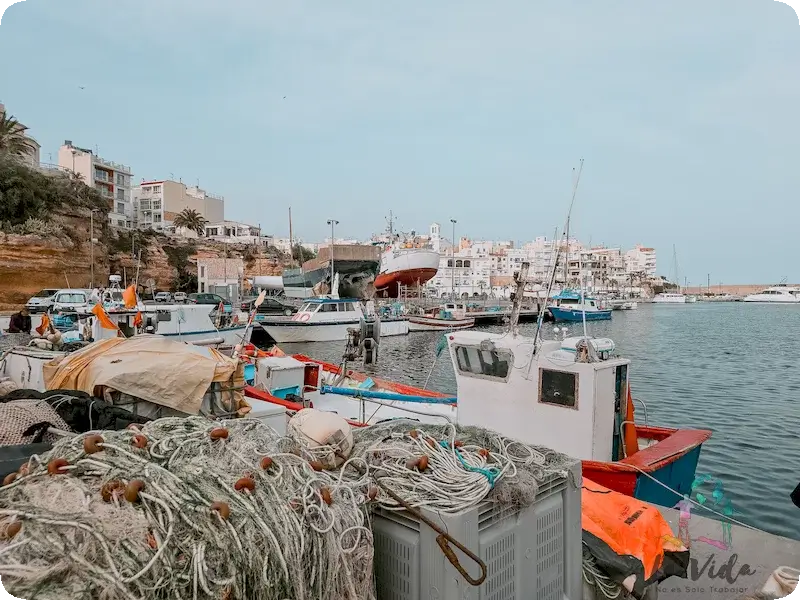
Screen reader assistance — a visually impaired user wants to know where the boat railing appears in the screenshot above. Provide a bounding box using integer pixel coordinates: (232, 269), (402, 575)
(632, 396), (649, 427)
(351, 395), (454, 423)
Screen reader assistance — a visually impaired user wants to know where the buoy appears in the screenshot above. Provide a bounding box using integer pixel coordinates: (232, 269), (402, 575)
(260, 456), (274, 470)
(47, 458), (69, 475)
(367, 486), (379, 500)
(211, 501), (231, 520)
(83, 434), (104, 454)
(0, 521), (21, 540)
(288, 409), (353, 470)
(417, 455), (430, 471)
(234, 477), (255, 492)
(2, 473), (16, 486)
(125, 480), (145, 503)
(210, 428), (229, 441)
(320, 487), (333, 506)
(479, 448), (490, 459)
(132, 435), (148, 449)
(409, 430), (419, 439)
(308, 460), (323, 472)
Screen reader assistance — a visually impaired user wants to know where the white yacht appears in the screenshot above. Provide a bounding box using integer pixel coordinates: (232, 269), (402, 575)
(652, 292), (688, 304)
(743, 287), (800, 303)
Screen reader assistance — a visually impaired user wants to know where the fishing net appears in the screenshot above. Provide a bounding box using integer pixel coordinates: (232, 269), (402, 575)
(0, 415), (580, 599)
(349, 419), (578, 512)
(0, 400), (70, 446)
(0, 417), (375, 600)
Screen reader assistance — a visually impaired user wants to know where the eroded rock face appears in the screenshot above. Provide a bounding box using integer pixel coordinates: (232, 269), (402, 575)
(0, 223), (290, 310)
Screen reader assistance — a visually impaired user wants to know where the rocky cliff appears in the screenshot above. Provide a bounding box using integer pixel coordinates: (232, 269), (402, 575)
(0, 216), (290, 310)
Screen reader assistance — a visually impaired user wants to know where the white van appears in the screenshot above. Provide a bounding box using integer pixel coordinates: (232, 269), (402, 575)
(51, 289), (90, 313)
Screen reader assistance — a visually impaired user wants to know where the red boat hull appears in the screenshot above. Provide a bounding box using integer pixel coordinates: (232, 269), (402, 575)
(375, 268), (437, 297)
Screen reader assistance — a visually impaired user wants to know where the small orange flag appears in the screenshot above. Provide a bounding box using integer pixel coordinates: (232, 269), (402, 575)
(133, 311), (143, 328)
(92, 303), (119, 331)
(35, 313), (51, 336)
(123, 285), (138, 309)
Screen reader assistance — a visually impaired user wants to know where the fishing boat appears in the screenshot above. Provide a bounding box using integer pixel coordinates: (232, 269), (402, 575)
(257, 297), (408, 343)
(282, 245), (380, 299)
(406, 302), (475, 332)
(373, 214), (440, 297)
(652, 292), (688, 304)
(245, 259), (711, 509)
(548, 289), (612, 322)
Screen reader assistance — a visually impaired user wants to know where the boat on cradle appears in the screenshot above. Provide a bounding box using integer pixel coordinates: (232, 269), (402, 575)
(257, 297), (408, 343)
(374, 245), (439, 298)
(743, 286), (800, 303)
(244, 331), (711, 508)
(282, 245), (380, 299)
(548, 289), (612, 322)
(406, 302), (475, 332)
(651, 292), (688, 304)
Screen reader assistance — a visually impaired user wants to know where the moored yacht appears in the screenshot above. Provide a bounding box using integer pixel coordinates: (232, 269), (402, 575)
(652, 292), (688, 304)
(743, 286), (800, 303)
(257, 297), (408, 343)
(548, 289), (612, 321)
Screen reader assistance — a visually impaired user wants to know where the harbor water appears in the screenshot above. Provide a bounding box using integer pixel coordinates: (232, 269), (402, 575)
(276, 301), (800, 541)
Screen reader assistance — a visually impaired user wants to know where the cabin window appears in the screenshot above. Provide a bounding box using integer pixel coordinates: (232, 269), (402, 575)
(539, 369), (578, 409)
(320, 303), (338, 313)
(454, 345), (512, 380)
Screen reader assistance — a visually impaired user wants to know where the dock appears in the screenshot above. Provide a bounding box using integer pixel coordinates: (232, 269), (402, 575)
(468, 307), (546, 324)
(655, 507), (799, 600)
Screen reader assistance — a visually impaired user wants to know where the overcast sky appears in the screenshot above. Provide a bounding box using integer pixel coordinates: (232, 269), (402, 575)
(1, 0), (798, 284)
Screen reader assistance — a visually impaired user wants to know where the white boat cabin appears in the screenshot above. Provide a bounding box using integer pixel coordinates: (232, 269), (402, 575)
(446, 330), (629, 462)
(439, 302), (468, 319)
(76, 304), (242, 345)
(290, 298), (368, 323)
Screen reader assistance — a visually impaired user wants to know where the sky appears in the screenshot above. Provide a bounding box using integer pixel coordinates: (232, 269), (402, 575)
(1, 0), (799, 285)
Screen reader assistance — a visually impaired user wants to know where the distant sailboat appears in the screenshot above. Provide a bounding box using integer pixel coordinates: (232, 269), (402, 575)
(652, 245), (693, 304)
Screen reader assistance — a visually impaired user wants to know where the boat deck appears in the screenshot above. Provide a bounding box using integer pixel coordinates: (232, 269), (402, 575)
(655, 507), (799, 600)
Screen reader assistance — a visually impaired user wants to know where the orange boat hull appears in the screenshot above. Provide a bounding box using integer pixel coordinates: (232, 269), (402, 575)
(374, 268), (437, 297)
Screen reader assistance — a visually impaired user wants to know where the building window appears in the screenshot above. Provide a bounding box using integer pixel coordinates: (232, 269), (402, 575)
(539, 369), (578, 409)
(116, 203), (125, 213)
(447, 259), (453, 267)
(117, 220), (125, 227)
(456, 260), (463, 268)
(454, 345), (512, 380)
(464, 260), (471, 268)
(152, 185), (161, 193)
(152, 201), (161, 209)
(200, 266), (205, 278)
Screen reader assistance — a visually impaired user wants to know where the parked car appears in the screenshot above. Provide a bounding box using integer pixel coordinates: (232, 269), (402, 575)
(154, 291), (172, 303)
(25, 289), (59, 313)
(51, 289), (90, 313)
(241, 297), (296, 316)
(173, 292), (187, 303)
(187, 293), (233, 313)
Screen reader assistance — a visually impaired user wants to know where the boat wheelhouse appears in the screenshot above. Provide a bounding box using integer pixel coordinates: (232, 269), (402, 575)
(548, 289), (612, 322)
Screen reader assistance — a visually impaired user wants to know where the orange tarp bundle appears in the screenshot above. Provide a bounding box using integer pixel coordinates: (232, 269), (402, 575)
(582, 478), (688, 597)
(35, 313), (51, 336)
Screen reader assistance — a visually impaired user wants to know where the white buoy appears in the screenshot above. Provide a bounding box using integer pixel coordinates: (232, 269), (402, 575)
(288, 408), (354, 470)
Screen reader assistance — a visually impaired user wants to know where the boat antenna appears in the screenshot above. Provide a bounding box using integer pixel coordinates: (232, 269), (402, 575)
(531, 159), (584, 355)
(288, 207), (295, 268)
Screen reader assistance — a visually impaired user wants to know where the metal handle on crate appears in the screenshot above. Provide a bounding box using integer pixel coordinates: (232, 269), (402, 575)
(436, 533), (487, 586)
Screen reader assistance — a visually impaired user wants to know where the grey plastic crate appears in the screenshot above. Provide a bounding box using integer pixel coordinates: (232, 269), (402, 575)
(372, 460), (582, 600)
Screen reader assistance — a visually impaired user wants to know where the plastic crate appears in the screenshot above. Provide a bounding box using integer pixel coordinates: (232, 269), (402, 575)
(372, 460), (582, 600)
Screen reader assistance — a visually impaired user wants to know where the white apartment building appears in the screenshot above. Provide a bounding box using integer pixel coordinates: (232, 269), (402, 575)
(427, 249), (492, 298)
(205, 221), (266, 245)
(58, 141), (133, 228)
(132, 180), (225, 232)
(625, 245), (657, 278)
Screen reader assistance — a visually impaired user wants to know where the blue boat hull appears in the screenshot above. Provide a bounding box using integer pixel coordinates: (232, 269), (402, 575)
(548, 307), (612, 322)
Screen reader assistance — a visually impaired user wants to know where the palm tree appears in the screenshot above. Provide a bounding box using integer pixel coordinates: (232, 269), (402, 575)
(172, 208), (207, 236)
(0, 111), (36, 160)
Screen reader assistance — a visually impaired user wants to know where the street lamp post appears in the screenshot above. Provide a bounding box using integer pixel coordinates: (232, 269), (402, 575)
(326, 219), (339, 291)
(450, 219), (457, 299)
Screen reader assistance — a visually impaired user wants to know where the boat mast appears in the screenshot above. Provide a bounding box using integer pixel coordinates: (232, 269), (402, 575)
(509, 261), (529, 337)
(288, 207), (295, 268)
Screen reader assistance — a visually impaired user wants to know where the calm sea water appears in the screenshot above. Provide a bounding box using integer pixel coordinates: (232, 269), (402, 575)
(277, 303), (800, 541)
